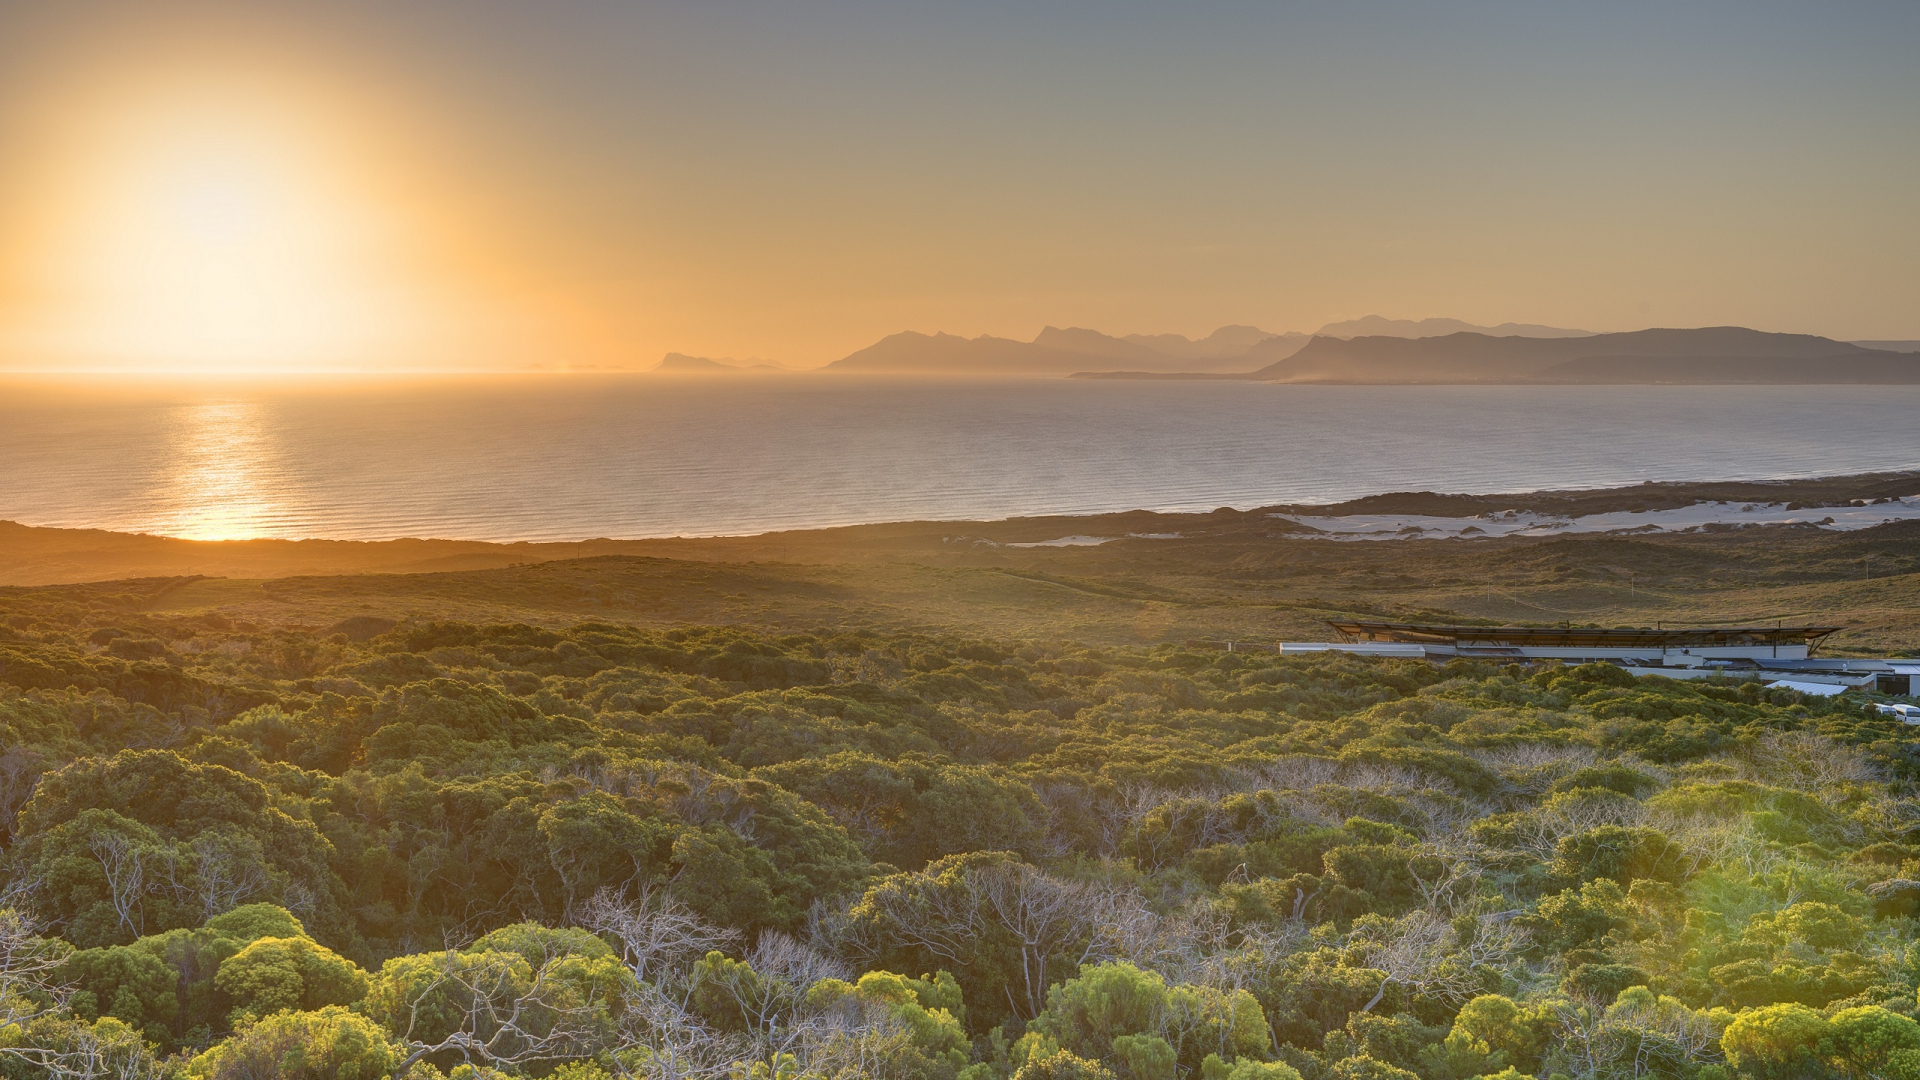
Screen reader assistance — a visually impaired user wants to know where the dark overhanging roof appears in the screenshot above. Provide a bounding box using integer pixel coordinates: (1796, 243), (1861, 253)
(1327, 620), (1841, 649)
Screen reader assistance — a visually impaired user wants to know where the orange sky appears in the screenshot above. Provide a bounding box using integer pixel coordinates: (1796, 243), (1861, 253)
(0, 0), (1915, 372)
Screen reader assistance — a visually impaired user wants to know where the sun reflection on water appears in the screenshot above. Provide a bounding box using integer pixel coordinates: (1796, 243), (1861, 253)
(152, 400), (279, 540)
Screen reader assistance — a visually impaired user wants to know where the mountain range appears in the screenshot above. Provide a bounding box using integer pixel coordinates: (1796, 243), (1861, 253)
(1313, 315), (1592, 339)
(817, 316), (1610, 375)
(654, 353), (791, 373)
(1244, 327), (1920, 383)
(1076, 327), (1920, 384)
(822, 325), (1307, 375)
(666, 319), (1920, 381)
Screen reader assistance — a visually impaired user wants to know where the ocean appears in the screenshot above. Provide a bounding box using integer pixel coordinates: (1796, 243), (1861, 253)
(2, 375), (1916, 542)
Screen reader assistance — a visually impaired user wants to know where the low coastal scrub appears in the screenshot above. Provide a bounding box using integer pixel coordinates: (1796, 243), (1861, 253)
(2, 615), (1918, 1078)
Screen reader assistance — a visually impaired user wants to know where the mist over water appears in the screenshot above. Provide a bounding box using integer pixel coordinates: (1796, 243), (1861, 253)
(2, 376), (1916, 543)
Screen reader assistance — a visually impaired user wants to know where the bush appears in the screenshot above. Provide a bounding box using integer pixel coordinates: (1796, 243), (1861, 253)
(1550, 825), (1688, 886)
(1562, 963), (1650, 1002)
(187, 1006), (403, 1080)
(1014, 1050), (1118, 1080)
(214, 935), (368, 1024)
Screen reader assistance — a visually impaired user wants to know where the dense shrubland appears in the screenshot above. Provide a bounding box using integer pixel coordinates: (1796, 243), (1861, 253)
(3, 614), (1920, 1078)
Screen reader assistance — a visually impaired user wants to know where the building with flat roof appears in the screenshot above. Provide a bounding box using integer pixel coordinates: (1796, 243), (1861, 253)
(1278, 620), (1917, 696)
(1326, 620), (1837, 662)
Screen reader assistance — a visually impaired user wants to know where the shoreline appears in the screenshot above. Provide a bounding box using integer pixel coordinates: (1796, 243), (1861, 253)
(4, 468), (1919, 587)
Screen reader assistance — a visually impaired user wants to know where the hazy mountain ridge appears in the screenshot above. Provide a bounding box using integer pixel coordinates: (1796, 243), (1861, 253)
(1314, 315), (1594, 338)
(721, 322), (1917, 380)
(654, 352), (790, 373)
(1122, 324), (1303, 359)
(1530, 354), (1920, 384)
(824, 324), (1306, 374)
(826, 331), (1089, 374)
(1244, 326), (1920, 384)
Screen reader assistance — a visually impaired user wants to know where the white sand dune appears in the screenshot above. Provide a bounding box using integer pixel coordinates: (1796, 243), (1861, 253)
(1275, 498), (1920, 541)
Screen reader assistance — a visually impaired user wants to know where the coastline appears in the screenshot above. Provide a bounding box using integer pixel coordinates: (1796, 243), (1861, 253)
(5, 469), (1918, 587)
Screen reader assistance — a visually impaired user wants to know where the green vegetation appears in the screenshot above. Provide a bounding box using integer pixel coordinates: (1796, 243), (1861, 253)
(4, 579), (1920, 1078)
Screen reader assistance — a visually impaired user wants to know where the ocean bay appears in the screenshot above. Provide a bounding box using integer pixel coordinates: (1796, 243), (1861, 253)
(2, 375), (1917, 543)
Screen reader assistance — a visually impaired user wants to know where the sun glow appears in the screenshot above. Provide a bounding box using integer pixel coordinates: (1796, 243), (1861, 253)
(80, 130), (363, 368)
(4, 80), (483, 373)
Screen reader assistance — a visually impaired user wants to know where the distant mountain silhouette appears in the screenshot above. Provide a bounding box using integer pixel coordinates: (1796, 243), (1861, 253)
(826, 325), (1303, 374)
(1031, 327), (1169, 364)
(654, 353), (789, 373)
(1122, 325), (1305, 361)
(1237, 333), (1316, 364)
(826, 331), (1085, 374)
(1531, 355), (1920, 384)
(1855, 340), (1920, 354)
(816, 323), (1915, 381)
(1315, 315), (1593, 339)
(1243, 327), (1920, 383)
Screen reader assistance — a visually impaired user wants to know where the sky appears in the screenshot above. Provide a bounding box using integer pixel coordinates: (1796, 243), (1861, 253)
(0, 0), (1915, 372)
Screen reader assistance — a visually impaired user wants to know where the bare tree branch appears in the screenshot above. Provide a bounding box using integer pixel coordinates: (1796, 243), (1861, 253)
(577, 887), (741, 985)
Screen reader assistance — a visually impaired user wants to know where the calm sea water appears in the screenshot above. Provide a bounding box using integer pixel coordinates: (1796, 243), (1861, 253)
(1, 375), (1916, 542)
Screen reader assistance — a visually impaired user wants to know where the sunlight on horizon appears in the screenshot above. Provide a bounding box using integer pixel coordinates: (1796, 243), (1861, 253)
(21, 94), (385, 371)
(1, 74), (543, 375)
(149, 400), (279, 540)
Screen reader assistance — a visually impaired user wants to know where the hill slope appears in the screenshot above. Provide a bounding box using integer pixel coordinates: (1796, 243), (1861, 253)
(1245, 326), (1919, 383)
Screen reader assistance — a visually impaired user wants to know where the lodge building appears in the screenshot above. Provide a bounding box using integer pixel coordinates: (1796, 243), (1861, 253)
(1279, 620), (1919, 697)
